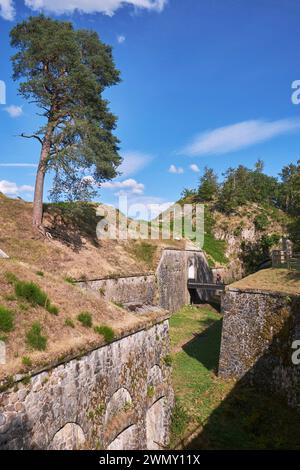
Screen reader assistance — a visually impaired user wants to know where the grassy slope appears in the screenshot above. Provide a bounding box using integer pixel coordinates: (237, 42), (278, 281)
(231, 268), (300, 295)
(0, 259), (166, 381)
(0, 195), (183, 279)
(169, 305), (300, 449)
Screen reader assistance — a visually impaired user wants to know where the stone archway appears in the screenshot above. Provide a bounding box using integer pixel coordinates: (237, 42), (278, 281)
(146, 397), (166, 450)
(105, 387), (132, 423)
(107, 425), (138, 450)
(49, 423), (86, 450)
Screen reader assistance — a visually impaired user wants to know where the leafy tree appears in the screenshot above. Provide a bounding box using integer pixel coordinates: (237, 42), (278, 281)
(219, 162), (279, 212)
(180, 187), (197, 201)
(279, 161), (300, 215)
(10, 16), (121, 229)
(197, 167), (219, 202)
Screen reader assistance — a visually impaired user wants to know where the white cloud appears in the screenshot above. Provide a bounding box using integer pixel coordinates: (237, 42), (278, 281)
(169, 164), (184, 174)
(0, 180), (34, 196)
(102, 178), (144, 194)
(4, 105), (23, 118)
(0, 163), (37, 167)
(24, 0), (167, 16)
(117, 34), (126, 44)
(0, 0), (15, 20)
(189, 164), (200, 173)
(181, 118), (300, 157)
(119, 151), (153, 177)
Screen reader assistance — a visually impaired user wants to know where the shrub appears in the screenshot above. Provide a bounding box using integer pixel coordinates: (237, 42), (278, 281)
(65, 318), (75, 328)
(47, 304), (59, 316)
(22, 356), (32, 367)
(26, 322), (47, 351)
(94, 325), (115, 343)
(14, 280), (58, 315)
(77, 312), (93, 327)
(5, 272), (18, 285)
(64, 276), (76, 285)
(36, 271), (44, 277)
(254, 214), (269, 231)
(147, 386), (155, 398)
(164, 354), (173, 367)
(0, 306), (14, 332)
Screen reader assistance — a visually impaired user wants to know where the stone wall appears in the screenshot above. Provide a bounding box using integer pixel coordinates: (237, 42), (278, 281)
(219, 288), (300, 407)
(78, 274), (157, 309)
(156, 248), (212, 312)
(78, 249), (213, 314)
(0, 319), (174, 450)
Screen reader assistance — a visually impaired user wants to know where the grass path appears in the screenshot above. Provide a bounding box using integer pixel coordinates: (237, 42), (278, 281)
(169, 305), (300, 450)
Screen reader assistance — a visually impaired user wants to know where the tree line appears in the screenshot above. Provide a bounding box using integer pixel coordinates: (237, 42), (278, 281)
(182, 159), (300, 217)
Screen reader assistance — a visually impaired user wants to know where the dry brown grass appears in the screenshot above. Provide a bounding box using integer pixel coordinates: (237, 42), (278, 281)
(0, 195), (175, 380)
(0, 195), (183, 279)
(230, 268), (300, 295)
(0, 259), (168, 380)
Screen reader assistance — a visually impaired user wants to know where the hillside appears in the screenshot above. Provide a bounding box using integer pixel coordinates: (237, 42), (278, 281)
(157, 197), (289, 278)
(0, 194), (183, 382)
(0, 194), (184, 279)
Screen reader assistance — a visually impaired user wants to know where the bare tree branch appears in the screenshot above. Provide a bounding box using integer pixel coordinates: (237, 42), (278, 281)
(19, 133), (43, 145)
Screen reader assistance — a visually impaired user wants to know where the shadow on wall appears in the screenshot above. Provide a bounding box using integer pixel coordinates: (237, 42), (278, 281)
(182, 313), (300, 450)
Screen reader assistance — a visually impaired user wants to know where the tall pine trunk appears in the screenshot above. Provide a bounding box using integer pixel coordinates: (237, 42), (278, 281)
(32, 130), (51, 228)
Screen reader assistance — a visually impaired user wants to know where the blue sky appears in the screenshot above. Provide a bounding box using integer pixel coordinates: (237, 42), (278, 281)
(1, 0), (300, 216)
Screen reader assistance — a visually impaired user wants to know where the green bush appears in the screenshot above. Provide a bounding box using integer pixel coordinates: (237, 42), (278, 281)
(47, 304), (59, 316)
(77, 312), (93, 327)
(14, 280), (58, 315)
(0, 306), (14, 332)
(164, 354), (173, 367)
(22, 356), (32, 367)
(94, 325), (115, 342)
(65, 318), (75, 328)
(254, 214), (269, 231)
(64, 276), (76, 285)
(36, 271), (44, 277)
(26, 322), (47, 351)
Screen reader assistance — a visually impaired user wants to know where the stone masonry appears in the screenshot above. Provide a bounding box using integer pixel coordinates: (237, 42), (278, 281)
(0, 319), (174, 450)
(219, 287), (300, 407)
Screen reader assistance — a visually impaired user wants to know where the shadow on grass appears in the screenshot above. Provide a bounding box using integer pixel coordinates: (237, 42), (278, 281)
(183, 305), (300, 450)
(44, 202), (102, 251)
(182, 319), (223, 372)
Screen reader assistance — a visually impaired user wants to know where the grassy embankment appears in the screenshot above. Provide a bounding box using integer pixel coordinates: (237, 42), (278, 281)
(169, 305), (300, 449)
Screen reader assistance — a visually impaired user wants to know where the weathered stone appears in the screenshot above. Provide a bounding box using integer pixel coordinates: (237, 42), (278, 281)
(219, 288), (300, 407)
(0, 320), (173, 450)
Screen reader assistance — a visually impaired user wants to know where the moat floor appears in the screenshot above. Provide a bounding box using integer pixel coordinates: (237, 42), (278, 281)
(169, 305), (300, 450)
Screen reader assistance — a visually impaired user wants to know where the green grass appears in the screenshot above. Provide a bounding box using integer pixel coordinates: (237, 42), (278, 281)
(26, 322), (47, 351)
(203, 233), (228, 267)
(65, 318), (75, 328)
(64, 276), (76, 285)
(77, 312), (93, 327)
(129, 241), (157, 267)
(169, 305), (300, 449)
(14, 279), (59, 315)
(94, 325), (115, 342)
(0, 306), (14, 332)
(22, 356), (32, 367)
